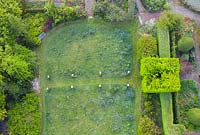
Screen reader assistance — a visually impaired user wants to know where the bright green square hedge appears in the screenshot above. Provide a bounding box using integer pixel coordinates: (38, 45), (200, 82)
(140, 57), (180, 93)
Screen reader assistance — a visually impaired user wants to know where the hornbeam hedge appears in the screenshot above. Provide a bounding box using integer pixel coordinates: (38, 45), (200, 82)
(140, 57), (180, 93)
(157, 26), (170, 58)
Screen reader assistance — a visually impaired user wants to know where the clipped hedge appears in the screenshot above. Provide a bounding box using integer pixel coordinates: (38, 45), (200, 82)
(187, 108), (200, 126)
(140, 57), (180, 93)
(137, 34), (157, 61)
(157, 26), (170, 58)
(178, 36), (194, 53)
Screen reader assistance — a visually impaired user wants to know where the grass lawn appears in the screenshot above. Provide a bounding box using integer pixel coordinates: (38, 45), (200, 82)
(38, 20), (141, 135)
(40, 20), (133, 84)
(44, 85), (135, 135)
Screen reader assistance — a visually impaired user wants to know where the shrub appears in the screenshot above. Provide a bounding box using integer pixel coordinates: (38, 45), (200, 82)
(105, 4), (128, 22)
(178, 37), (194, 53)
(142, 0), (166, 12)
(187, 108), (200, 126)
(45, 2), (85, 25)
(93, 0), (128, 22)
(138, 115), (161, 135)
(137, 34), (157, 61)
(181, 53), (189, 61)
(140, 57), (180, 93)
(8, 93), (40, 135)
(157, 11), (184, 38)
(24, 13), (44, 46)
(163, 2), (170, 10)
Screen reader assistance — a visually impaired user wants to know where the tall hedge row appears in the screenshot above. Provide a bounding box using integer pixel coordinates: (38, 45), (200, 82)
(157, 26), (170, 58)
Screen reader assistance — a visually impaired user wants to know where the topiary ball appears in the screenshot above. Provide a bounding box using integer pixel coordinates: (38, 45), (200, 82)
(187, 108), (200, 126)
(178, 37), (194, 53)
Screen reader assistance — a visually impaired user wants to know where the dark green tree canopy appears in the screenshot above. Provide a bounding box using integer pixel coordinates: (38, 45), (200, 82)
(8, 93), (40, 135)
(0, 45), (34, 82)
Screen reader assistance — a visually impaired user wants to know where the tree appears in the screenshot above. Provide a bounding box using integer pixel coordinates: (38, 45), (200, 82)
(8, 93), (40, 135)
(137, 34), (157, 61)
(0, 46), (33, 82)
(0, 9), (26, 45)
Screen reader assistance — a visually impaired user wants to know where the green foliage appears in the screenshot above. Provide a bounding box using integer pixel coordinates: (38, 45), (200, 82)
(138, 115), (161, 135)
(163, 2), (171, 10)
(178, 36), (194, 53)
(45, 2), (84, 25)
(0, 90), (6, 120)
(142, 0), (166, 12)
(181, 53), (189, 61)
(157, 11), (184, 37)
(141, 93), (163, 134)
(140, 57), (180, 93)
(0, 0), (22, 17)
(105, 4), (128, 22)
(187, 108), (200, 126)
(0, 0), (28, 46)
(93, 0), (109, 19)
(24, 13), (44, 46)
(93, 0), (128, 22)
(0, 9), (26, 45)
(170, 31), (177, 58)
(0, 45), (35, 81)
(157, 26), (170, 57)
(137, 34), (157, 61)
(178, 80), (200, 129)
(8, 93), (40, 135)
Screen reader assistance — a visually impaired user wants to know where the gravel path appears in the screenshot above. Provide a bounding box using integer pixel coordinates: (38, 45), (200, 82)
(169, 0), (200, 98)
(170, 0), (200, 24)
(135, 0), (161, 25)
(181, 32), (200, 99)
